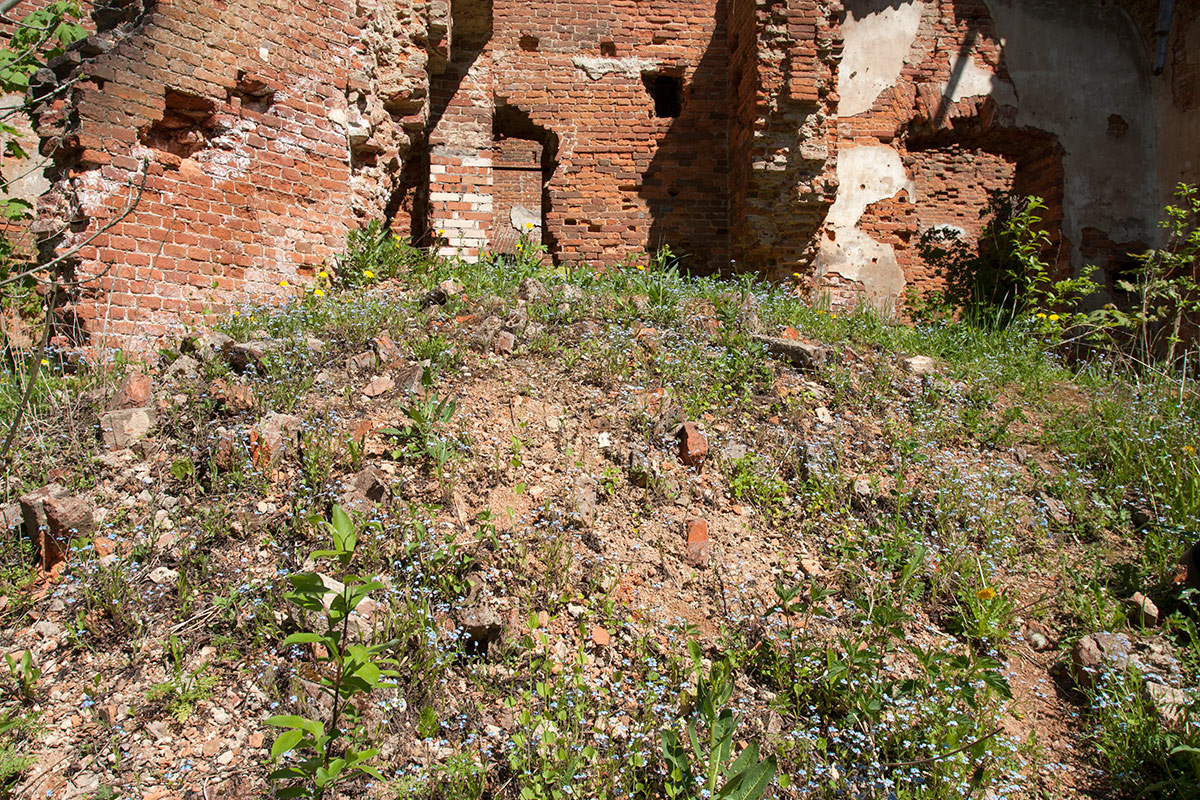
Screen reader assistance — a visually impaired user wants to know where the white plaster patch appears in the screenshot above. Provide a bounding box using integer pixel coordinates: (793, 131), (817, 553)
(838, 1), (924, 117)
(945, 53), (1017, 105)
(510, 205), (539, 232)
(815, 145), (915, 309)
(571, 56), (657, 80)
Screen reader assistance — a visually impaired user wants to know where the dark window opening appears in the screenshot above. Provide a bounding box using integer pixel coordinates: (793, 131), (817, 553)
(643, 73), (682, 118)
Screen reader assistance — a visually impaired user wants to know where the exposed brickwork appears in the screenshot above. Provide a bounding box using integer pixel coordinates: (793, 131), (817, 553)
(822, 0), (1075, 310)
(13, 0), (1198, 349)
(32, 0), (432, 353)
(729, 0), (842, 279)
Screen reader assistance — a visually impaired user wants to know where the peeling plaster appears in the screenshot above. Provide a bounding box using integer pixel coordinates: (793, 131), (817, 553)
(571, 56), (657, 80)
(945, 53), (1017, 106)
(815, 145), (915, 309)
(838, 1), (924, 118)
(984, 0), (1158, 255)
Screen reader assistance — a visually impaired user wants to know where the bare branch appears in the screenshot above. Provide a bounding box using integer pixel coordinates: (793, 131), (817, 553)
(0, 158), (148, 289)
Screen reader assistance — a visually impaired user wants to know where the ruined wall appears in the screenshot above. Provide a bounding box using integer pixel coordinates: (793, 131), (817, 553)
(728, 0), (842, 279)
(33, 0), (431, 354)
(816, 0), (1165, 311)
(480, 0), (733, 271)
(16, 0), (1200, 348)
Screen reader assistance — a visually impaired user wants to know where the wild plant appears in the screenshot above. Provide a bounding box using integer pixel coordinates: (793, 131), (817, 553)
(267, 506), (399, 798)
(661, 656), (777, 800)
(1095, 183), (1200, 366)
(144, 635), (217, 724)
(381, 392), (460, 496)
(2, 651), (39, 702)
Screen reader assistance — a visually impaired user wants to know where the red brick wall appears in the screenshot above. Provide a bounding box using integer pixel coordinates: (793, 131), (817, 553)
(485, 0), (732, 272)
(492, 137), (542, 253)
(729, 0), (842, 280)
(823, 0), (1073, 310)
(33, 0), (373, 353)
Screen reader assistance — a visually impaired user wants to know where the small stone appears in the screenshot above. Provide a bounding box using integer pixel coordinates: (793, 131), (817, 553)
(20, 484), (93, 571)
(352, 467), (390, 502)
(250, 412), (302, 467)
(396, 362), (424, 393)
(98, 407), (156, 449)
(517, 277), (549, 303)
(347, 350), (377, 373)
(901, 355), (937, 376)
(1144, 682), (1190, 728)
(751, 334), (827, 370)
(471, 316), (504, 351)
(223, 339), (279, 373)
(248, 733), (265, 749)
(799, 557), (824, 577)
(685, 518), (709, 567)
(570, 474), (599, 529)
(108, 371), (152, 410)
(149, 566), (178, 585)
(1125, 592), (1159, 627)
(180, 330), (233, 362)
(372, 331), (404, 365)
(815, 406), (834, 425)
(591, 625), (611, 647)
(494, 330), (517, 355)
(164, 355), (200, 381)
(305, 336), (326, 353)
(678, 422), (707, 467)
(362, 375), (395, 397)
(853, 477), (872, 497)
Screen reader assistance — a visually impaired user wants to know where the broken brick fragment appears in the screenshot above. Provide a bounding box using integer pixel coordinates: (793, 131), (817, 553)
(678, 422), (707, 468)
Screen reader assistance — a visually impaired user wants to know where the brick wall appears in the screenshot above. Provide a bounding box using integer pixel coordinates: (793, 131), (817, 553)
(484, 0), (734, 272)
(32, 0), (431, 355)
(18, 0), (1197, 348)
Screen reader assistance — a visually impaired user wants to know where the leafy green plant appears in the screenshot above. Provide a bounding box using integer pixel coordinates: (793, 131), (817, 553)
(661, 657), (777, 800)
(143, 635), (217, 724)
(1096, 183), (1200, 366)
(916, 193), (1099, 328)
(267, 506), (399, 799)
(2, 651), (39, 702)
(381, 392), (460, 495)
(726, 454), (787, 514)
(334, 220), (424, 288)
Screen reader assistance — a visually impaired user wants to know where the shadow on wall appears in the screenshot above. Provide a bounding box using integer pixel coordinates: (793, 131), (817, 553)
(638, 0), (731, 275)
(493, 102), (559, 256)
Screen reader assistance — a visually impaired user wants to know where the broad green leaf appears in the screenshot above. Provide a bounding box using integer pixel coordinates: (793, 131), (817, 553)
(270, 728), (303, 759)
(265, 714), (324, 738)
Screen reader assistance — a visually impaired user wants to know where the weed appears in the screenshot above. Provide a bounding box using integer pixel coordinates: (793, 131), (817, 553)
(268, 506), (399, 799)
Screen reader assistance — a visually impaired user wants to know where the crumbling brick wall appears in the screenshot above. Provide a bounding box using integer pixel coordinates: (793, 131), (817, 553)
(32, 0), (432, 354)
(18, 0), (1197, 348)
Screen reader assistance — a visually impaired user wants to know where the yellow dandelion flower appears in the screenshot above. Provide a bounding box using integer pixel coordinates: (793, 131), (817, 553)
(976, 587), (996, 601)
(314, 288), (325, 297)
(524, 222), (534, 229)
(364, 269), (375, 279)
(437, 229), (445, 237)
(1036, 312), (1046, 319)
(792, 272), (801, 278)
(40, 358), (49, 366)
(232, 309), (239, 316)
(1185, 445), (1196, 454)
(319, 270), (328, 279)
(1049, 313), (1060, 321)
(636, 264), (645, 270)
(280, 280), (289, 288)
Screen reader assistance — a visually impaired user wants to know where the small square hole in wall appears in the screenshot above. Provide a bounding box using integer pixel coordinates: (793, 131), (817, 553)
(600, 41), (616, 56)
(643, 72), (682, 118)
